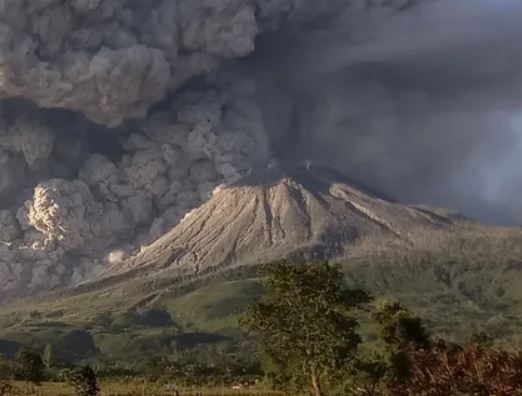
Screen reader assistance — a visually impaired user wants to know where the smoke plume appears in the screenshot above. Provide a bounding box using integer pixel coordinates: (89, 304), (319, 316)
(252, 0), (522, 224)
(0, 0), (520, 297)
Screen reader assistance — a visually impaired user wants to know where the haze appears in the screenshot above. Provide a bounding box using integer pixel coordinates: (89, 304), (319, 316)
(252, 0), (522, 225)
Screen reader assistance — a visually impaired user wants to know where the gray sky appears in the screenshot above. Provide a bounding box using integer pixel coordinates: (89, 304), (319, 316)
(254, 0), (522, 225)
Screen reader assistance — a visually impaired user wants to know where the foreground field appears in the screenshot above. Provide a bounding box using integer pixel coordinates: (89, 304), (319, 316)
(5, 381), (282, 396)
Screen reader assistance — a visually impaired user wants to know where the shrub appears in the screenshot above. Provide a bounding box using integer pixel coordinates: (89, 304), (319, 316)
(62, 366), (100, 396)
(139, 309), (172, 327)
(14, 349), (44, 385)
(394, 340), (522, 396)
(0, 381), (14, 396)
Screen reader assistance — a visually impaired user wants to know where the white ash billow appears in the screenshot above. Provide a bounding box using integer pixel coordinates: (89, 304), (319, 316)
(0, 80), (271, 297)
(1, 0), (343, 298)
(0, 0), (402, 297)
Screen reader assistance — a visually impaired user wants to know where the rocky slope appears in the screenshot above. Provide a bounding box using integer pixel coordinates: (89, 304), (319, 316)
(105, 164), (463, 282)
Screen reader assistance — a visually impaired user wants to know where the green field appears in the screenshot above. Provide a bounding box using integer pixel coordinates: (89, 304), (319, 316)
(3, 381), (282, 396)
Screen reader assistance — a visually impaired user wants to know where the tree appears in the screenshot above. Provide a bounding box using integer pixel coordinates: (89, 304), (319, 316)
(368, 301), (522, 395)
(396, 340), (522, 396)
(241, 261), (371, 396)
(138, 308), (173, 327)
(373, 301), (430, 351)
(14, 349), (45, 385)
(372, 301), (431, 386)
(470, 331), (494, 347)
(0, 354), (16, 381)
(62, 366), (100, 396)
(43, 343), (55, 368)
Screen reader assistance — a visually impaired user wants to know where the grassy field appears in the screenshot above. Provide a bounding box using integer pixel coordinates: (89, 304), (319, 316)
(4, 381), (282, 396)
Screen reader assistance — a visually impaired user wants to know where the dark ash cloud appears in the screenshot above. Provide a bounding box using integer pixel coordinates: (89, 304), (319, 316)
(251, 0), (522, 225)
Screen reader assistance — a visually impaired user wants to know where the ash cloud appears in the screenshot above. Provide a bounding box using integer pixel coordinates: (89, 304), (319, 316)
(0, 0), (520, 297)
(252, 0), (522, 225)
(0, 0), (341, 297)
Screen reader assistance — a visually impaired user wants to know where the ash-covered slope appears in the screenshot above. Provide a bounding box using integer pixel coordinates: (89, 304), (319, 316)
(110, 164), (462, 279)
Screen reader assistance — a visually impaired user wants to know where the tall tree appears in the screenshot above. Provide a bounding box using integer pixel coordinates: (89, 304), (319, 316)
(15, 349), (45, 385)
(373, 301), (430, 351)
(372, 301), (431, 386)
(43, 343), (55, 368)
(241, 261), (370, 396)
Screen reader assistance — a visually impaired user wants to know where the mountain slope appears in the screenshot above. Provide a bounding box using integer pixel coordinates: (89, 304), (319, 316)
(0, 165), (520, 360)
(1, 226), (521, 361)
(108, 164), (462, 281)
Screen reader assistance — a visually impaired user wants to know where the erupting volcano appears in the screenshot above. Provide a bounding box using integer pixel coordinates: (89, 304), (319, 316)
(108, 163), (463, 281)
(0, 0), (521, 298)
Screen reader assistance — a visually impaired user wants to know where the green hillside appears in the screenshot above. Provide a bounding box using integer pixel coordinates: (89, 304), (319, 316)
(0, 227), (521, 363)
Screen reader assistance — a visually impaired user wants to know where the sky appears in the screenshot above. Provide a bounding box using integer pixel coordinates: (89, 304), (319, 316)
(253, 0), (522, 225)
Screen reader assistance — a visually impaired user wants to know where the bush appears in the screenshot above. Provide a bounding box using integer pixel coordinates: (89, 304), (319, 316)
(393, 340), (522, 396)
(0, 381), (14, 396)
(0, 355), (16, 381)
(54, 330), (99, 361)
(139, 309), (173, 327)
(14, 349), (44, 385)
(62, 366), (99, 396)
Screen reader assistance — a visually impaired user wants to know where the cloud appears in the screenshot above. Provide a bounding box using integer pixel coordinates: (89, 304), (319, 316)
(251, 0), (522, 225)
(0, 0), (521, 297)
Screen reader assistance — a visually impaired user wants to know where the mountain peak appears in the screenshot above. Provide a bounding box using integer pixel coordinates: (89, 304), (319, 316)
(107, 165), (460, 280)
(240, 163), (396, 201)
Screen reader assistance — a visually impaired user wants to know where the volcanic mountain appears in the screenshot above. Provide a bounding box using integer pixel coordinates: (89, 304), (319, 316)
(102, 164), (465, 284)
(2, 165), (521, 359)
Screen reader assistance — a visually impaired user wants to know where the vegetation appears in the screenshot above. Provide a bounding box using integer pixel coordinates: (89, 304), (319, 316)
(241, 262), (370, 395)
(43, 342), (55, 368)
(242, 262), (522, 395)
(0, 380), (14, 396)
(0, 228), (520, 394)
(62, 366), (99, 396)
(14, 349), (45, 385)
(371, 302), (431, 387)
(0, 381), (280, 395)
(395, 340), (522, 396)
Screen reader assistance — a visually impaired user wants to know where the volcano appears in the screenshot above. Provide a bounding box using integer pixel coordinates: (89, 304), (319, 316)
(104, 164), (465, 283)
(2, 164), (521, 359)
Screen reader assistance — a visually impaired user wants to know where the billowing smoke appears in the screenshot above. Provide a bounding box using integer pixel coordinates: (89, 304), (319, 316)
(252, 0), (522, 225)
(0, 0), (346, 296)
(0, 0), (520, 297)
